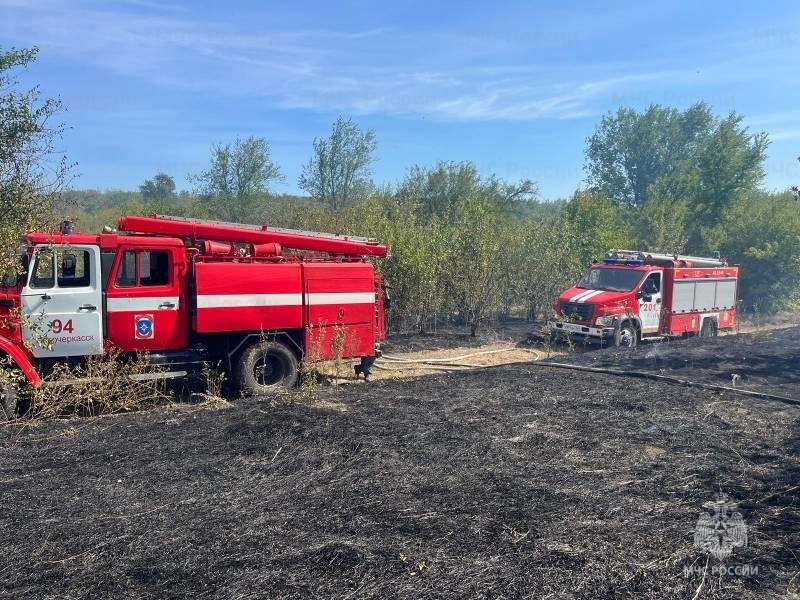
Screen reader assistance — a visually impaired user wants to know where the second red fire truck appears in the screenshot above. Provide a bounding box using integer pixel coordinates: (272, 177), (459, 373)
(0, 215), (389, 413)
(549, 249), (739, 347)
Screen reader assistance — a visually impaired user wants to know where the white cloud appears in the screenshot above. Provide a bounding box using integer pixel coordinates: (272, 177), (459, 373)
(0, 0), (791, 123)
(747, 111), (800, 142)
(768, 128), (800, 142)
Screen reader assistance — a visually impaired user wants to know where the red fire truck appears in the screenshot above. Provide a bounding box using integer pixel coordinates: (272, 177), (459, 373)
(0, 215), (388, 413)
(548, 250), (739, 348)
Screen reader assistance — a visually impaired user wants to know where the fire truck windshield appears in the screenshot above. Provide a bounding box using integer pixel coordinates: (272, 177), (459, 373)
(577, 267), (644, 292)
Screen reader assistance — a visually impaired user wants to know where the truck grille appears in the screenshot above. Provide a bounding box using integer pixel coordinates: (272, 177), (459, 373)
(560, 302), (594, 323)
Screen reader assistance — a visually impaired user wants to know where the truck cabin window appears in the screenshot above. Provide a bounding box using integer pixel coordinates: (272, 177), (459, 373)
(30, 249), (91, 289)
(577, 268), (644, 293)
(115, 250), (170, 288)
(642, 273), (661, 295)
(30, 249), (55, 289)
(57, 251), (90, 287)
(140, 251), (169, 286)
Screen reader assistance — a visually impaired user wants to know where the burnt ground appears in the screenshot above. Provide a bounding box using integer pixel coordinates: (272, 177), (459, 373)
(1, 328), (800, 599)
(563, 325), (800, 400)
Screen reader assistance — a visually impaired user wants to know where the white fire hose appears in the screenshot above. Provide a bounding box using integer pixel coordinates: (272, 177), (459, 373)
(375, 347), (541, 370)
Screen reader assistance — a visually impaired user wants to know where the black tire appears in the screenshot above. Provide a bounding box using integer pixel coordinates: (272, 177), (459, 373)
(615, 322), (638, 349)
(699, 319), (718, 338)
(236, 340), (299, 395)
(1, 383), (19, 419)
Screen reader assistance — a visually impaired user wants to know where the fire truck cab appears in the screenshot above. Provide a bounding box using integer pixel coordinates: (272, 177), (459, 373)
(548, 250), (739, 348)
(0, 215), (389, 413)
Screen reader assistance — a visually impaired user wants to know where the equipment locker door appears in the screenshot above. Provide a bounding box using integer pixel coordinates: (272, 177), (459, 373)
(20, 245), (104, 358)
(302, 264), (376, 360)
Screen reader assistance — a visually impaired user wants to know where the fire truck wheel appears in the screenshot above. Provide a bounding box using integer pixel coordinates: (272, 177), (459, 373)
(1, 384), (19, 419)
(237, 341), (299, 394)
(615, 322), (638, 349)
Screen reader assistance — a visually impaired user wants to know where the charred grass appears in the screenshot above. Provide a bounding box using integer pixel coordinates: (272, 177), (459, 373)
(1, 329), (799, 598)
(565, 325), (800, 399)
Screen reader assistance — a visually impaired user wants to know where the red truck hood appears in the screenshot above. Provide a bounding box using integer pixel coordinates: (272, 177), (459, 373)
(559, 287), (629, 304)
(557, 287), (636, 321)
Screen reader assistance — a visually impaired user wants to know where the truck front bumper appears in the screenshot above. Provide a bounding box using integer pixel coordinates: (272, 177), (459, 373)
(547, 320), (615, 343)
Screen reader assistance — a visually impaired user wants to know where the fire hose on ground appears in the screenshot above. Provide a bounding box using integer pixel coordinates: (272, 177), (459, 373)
(375, 347), (533, 370)
(372, 348), (800, 407)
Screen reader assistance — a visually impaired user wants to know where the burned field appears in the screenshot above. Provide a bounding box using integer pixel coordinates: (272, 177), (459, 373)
(563, 325), (800, 400)
(2, 329), (800, 598)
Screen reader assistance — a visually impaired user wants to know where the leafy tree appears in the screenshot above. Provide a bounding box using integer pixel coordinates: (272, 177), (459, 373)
(384, 211), (451, 333)
(139, 173), (176, 203)
(0, 47), (70, 274)
(691, 115), (769, 219)
(685, 116), (769, 247)
(585, 104), (712, 209)
(396, 160), (536, 218)
(704, 191), (800, 312)
(632, 194), (690, 254)
(333, 196), (452, 333)
(562, 189), (632, 265)
(443, 196), (512, 336)
(518, 218), (584, 320)
(586, 103), (767, 215)
(494, 223), (526, 320)
(397, 161), (481, 217)
(192, 136), (283, 222)
(299, 117), (376, 211)
(586, 103), (769, 253)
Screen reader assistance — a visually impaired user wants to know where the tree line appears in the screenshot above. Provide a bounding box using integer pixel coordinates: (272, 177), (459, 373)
(3, 46), (799, 335)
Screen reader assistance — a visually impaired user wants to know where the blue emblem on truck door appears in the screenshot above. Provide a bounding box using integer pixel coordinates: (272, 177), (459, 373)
(135, 314), (154, 339)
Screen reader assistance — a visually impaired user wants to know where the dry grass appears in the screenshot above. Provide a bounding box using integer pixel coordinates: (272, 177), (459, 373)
(26, 350), (173, 419)
(196, 361), (231, 406)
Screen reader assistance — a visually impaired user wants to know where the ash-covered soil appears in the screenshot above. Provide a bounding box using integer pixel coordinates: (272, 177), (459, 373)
(1, 329), (799, 599)
(564, 325), (800, 400)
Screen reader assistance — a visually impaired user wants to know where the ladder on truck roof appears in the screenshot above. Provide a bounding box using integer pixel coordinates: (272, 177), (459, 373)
(606, 249), (725, 268)
(117, 214), (388, 258)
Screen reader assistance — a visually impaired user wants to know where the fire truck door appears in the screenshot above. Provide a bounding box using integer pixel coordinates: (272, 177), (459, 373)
(20, 245), (105, 358)
(106, 248), (188, 351)
(638, 271), (663, 334)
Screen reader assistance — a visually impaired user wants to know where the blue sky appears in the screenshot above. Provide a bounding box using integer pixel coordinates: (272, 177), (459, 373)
(1, 0), (799, 200)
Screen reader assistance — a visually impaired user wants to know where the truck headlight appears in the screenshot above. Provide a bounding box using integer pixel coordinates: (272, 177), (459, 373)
(595, 315), (616, 327)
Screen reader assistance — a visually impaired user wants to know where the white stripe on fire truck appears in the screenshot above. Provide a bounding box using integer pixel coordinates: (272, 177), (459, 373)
(195, 292), (375, 309)
(196, 293), (303, 308)
(576, 290), (604, 303)
(570, 289), (596, 302)
(304, 292), (376, 305)
(107, 297), (181, 312)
